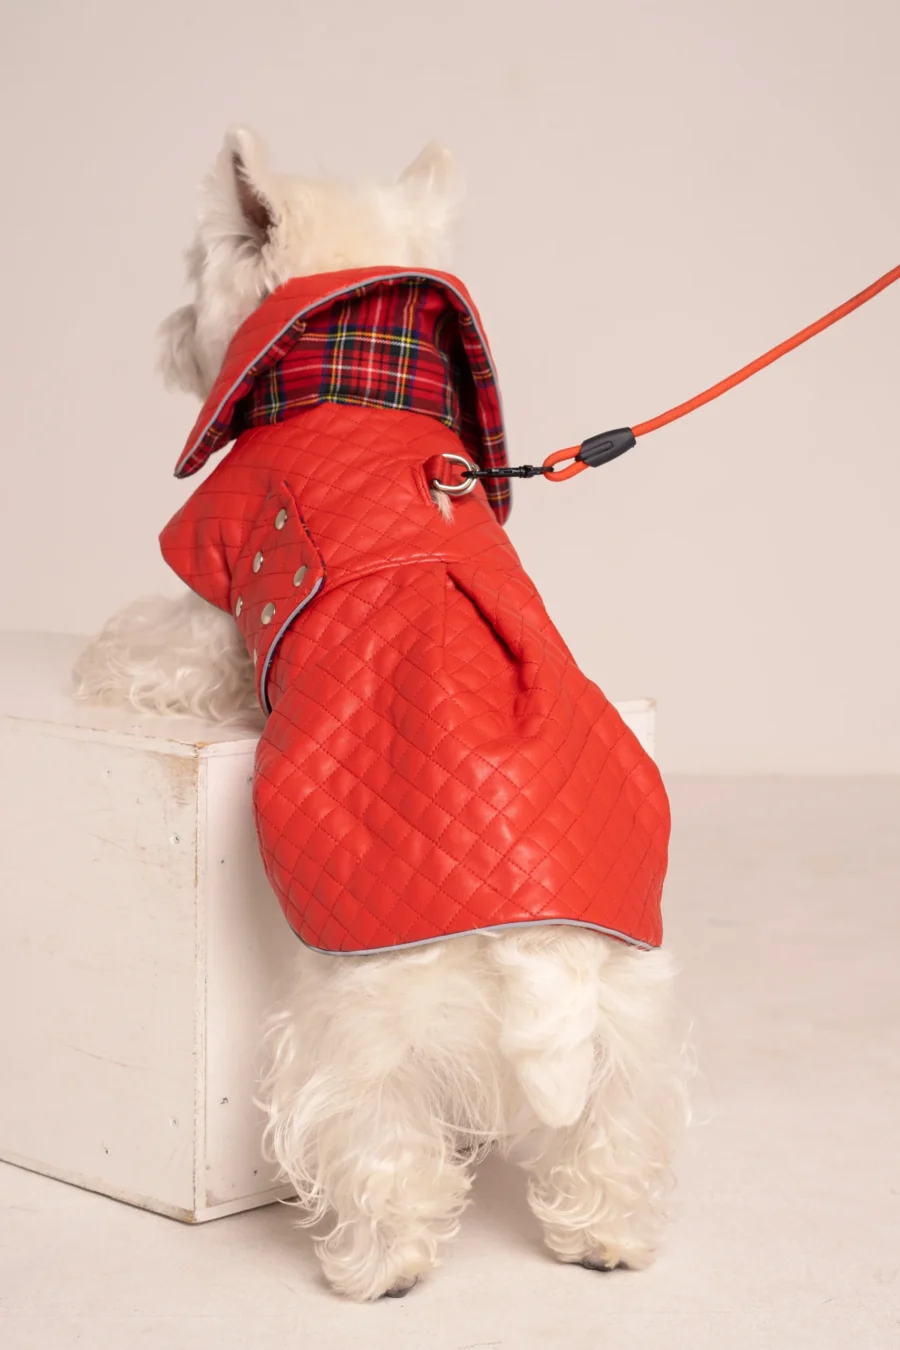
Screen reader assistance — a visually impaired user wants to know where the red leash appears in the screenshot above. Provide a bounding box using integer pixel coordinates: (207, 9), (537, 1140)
(468, 263), (900, 485)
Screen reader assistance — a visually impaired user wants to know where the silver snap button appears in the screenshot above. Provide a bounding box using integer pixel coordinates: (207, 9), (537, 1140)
(234, 596), (243, 617)
(292, 565), (308, 587)
(261, 602), (276, 625)
(274, 508), (288, 530)
(252, 551), (264, 573)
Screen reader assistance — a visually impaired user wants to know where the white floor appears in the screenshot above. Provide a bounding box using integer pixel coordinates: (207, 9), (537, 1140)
(1, 777), (898, 1350)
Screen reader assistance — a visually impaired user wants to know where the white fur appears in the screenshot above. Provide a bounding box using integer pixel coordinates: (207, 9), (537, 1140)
(260, 932), (686, 1300)
(75, 128), (688, 1300)
(159, 128), (463, 399)
(73, 592), (257, 723)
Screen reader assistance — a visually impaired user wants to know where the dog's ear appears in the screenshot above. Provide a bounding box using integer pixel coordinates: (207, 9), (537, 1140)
(158, 304), (205, 397)
(200, 126), (279, 247)
(397, 143), (463, 237)
(225, 126), (277, 240)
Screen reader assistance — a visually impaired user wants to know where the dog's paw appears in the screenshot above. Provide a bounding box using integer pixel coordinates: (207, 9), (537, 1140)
(382, 1275), (419, 1299)
(322, 1243), (434, 1301)
(574, 1241), (656, 1273)
(579, 1251), (622, 1272)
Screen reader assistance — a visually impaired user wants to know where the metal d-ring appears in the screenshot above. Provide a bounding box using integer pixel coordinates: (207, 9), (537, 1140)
(431, 452), (478, 497)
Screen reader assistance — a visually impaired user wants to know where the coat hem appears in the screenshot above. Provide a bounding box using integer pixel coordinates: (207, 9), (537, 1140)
(286, 916), (659, 956)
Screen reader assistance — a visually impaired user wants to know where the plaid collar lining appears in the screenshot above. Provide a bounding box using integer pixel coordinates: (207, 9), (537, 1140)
(175, 271), (511, 524)
(238, 280), (466, 439)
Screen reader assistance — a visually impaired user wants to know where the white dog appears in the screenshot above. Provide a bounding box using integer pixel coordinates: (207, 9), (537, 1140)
(75, 128), (687, 1302)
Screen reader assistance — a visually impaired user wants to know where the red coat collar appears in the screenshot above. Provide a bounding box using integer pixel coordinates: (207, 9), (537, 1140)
(173, 266), (511, 523)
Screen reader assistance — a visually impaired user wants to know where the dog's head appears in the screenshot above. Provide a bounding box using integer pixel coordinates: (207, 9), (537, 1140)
(159, 127), (463, 399)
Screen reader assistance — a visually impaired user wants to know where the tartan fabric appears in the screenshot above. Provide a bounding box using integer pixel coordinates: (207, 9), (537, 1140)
(240, 282), (463, 433)
(235, 281), (510, 519)
(175, 269), (511, 523)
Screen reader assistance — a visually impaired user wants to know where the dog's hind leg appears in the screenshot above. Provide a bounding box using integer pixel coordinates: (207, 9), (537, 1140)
(261, 941), (496, 1301)
(514, 942), (688, 1272)
(312, 1073), (473, 1300)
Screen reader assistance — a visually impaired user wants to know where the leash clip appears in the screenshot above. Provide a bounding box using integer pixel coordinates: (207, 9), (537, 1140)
(435, 429), (637, 491)
(462, 463), (549, 480)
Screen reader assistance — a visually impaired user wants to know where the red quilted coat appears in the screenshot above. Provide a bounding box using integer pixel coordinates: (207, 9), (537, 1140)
(160, 267), (669, 954)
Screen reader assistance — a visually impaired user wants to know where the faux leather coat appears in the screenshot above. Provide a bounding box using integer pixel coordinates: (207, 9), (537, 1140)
(160, 267), (670, 954)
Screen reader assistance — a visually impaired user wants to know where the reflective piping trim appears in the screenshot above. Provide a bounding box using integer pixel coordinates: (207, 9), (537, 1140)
(287, 916), (657, 957)
(258, 575), (324, 715)
(174, 271), (506, 477)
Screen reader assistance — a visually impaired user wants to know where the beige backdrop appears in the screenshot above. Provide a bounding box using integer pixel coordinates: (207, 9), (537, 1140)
(2, 0), (898, 773)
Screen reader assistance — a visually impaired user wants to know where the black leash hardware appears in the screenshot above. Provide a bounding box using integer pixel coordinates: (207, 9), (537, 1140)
(462, 427), (637, 481)
(462, 463), (550, 480)
(575, 427), (636, 467)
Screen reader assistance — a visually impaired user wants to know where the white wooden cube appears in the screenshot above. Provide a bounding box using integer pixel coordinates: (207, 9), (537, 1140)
(0, 630), (657, 1222)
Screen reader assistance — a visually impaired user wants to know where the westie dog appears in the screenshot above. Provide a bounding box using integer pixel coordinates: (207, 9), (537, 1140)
(75, 127), (686, 1301)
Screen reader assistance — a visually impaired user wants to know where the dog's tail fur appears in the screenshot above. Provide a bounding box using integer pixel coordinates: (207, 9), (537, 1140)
(491, 928), (608, 1129)
(492, 929), (684, 1133)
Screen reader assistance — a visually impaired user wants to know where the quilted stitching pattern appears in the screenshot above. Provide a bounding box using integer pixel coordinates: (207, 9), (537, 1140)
(161, 321), (670, 955)
(161, 400), (669, 954)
